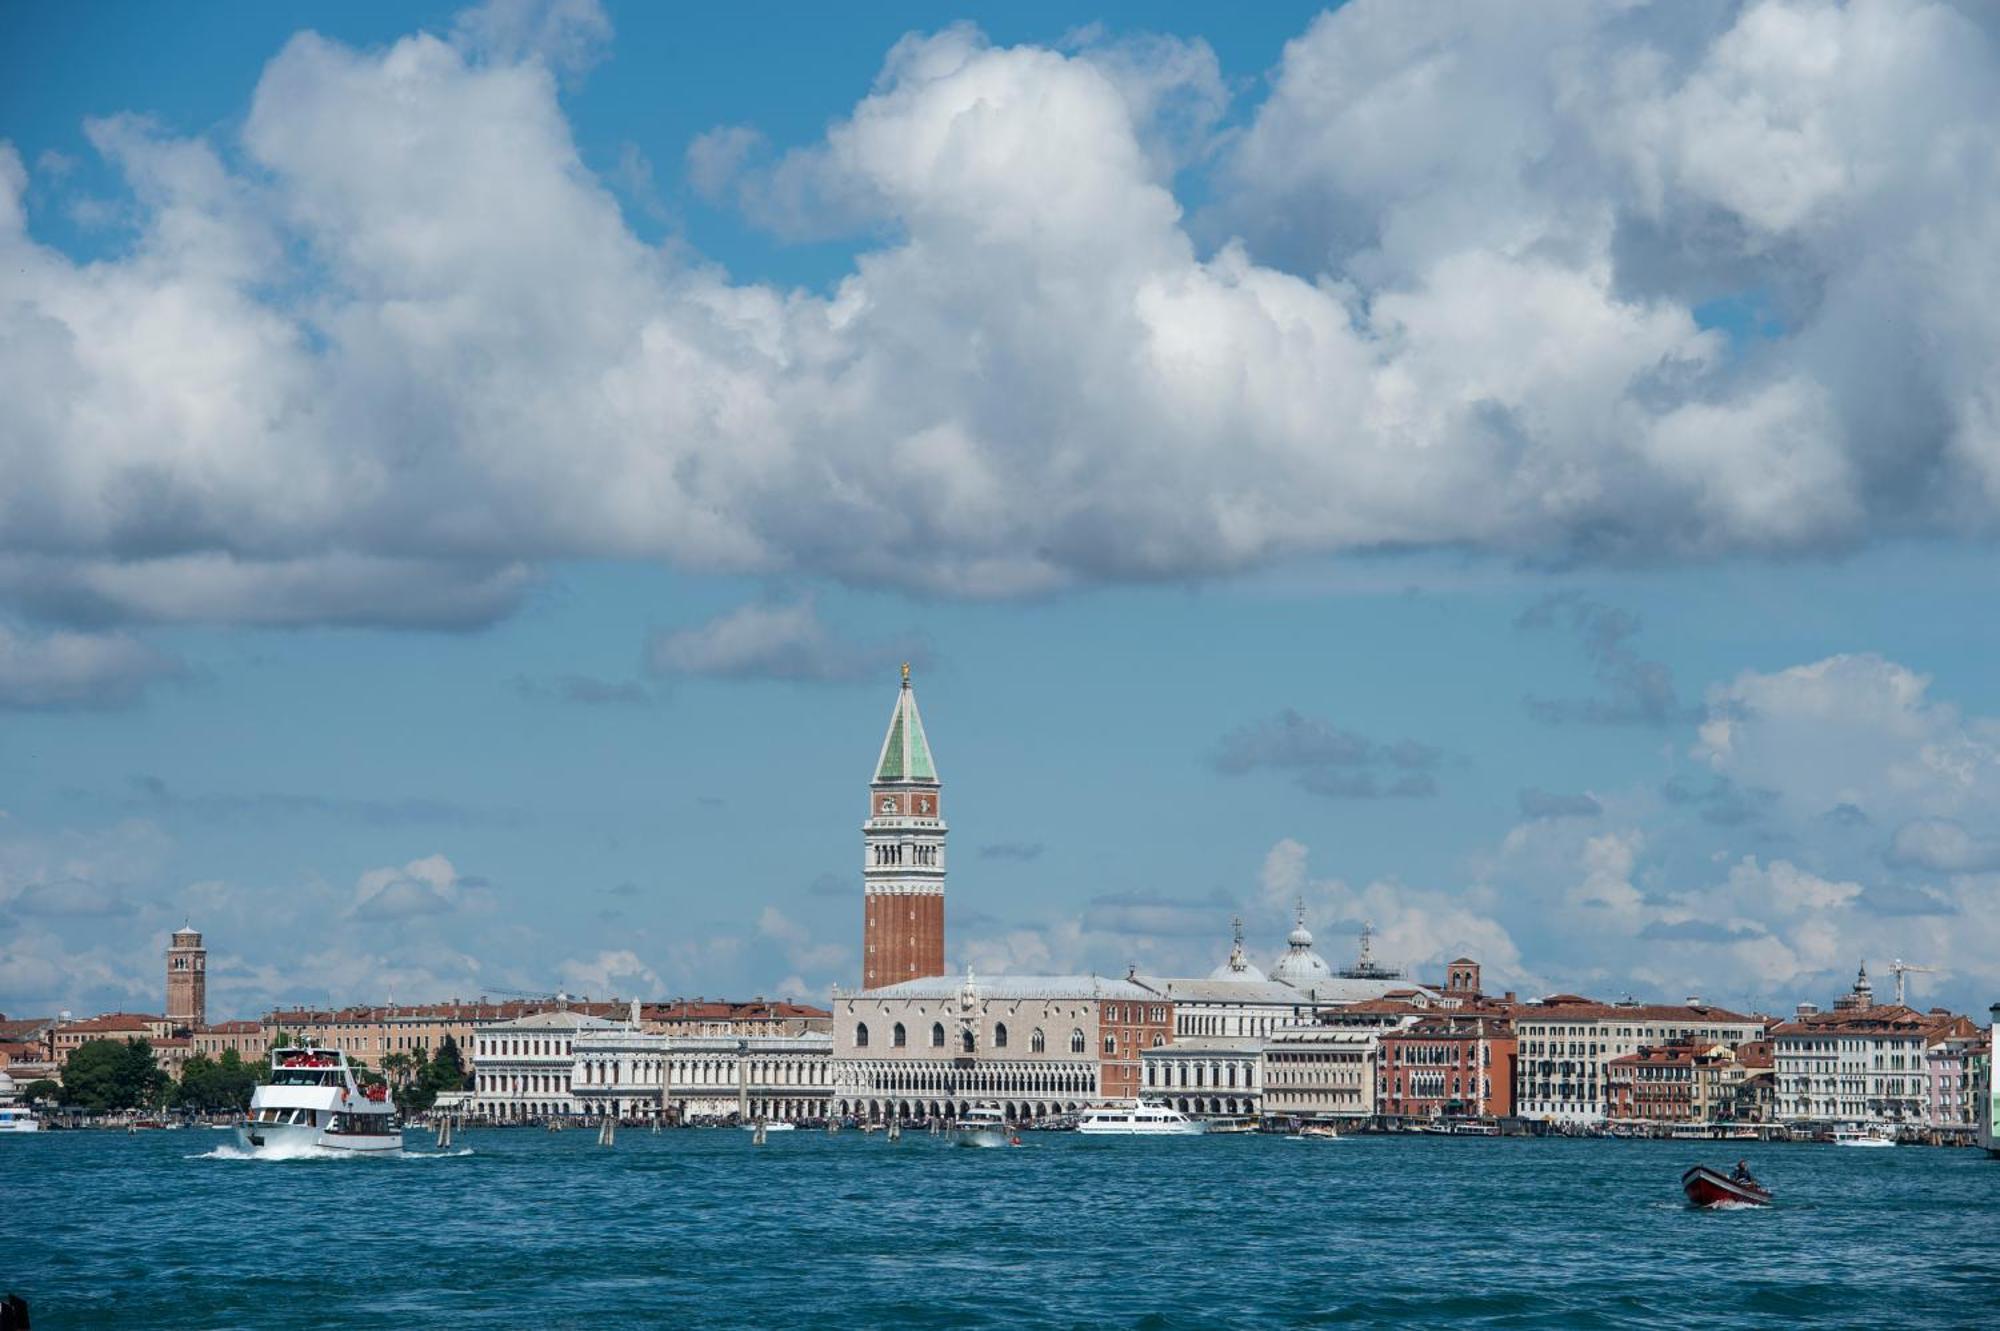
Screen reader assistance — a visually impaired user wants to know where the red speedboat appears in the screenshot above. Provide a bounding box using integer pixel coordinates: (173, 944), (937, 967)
(1682, 1164), (1773, 1208)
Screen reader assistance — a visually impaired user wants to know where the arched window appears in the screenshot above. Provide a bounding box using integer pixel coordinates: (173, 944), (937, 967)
(931, 1022), (945, 1048)
(1104, 1034), (1118, 1055)
(856, 1023), (870, 1048)
(994, 1023), (1009, 1049)
(1070, 1029), (1085, 1055)
(961, 1029), (975, 1054)
(1151, 1034), (1165, 1048)
(1031, 1028), (1046, 1053)
(893, 1022), (907, 1048)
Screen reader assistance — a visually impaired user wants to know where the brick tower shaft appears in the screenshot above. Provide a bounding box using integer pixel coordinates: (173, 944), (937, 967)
(862, 665), (947, 988)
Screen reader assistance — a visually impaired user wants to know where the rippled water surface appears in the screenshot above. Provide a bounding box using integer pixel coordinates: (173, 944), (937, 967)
(6, 1129), (1998, 1328)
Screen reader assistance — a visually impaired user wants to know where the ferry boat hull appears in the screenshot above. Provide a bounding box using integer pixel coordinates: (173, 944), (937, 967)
(236, 1121), (403, 1156)
(1681, 1165), (1772, 1208)
(1076, 1104), (1205, 1136)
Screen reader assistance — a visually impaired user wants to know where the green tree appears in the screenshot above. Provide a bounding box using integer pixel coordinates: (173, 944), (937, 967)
(60, 1038), (163, 1112)
(21, 1079), (59, 1105)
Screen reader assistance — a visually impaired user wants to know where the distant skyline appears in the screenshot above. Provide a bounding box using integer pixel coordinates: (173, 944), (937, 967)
(5, 1), (2000, 1020)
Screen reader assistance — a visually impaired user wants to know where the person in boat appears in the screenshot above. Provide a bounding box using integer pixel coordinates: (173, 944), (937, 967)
(1730, 1159), (1758, 1187)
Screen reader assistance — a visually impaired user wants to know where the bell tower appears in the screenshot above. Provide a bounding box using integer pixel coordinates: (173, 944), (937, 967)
(166, 924), (206, 1031)
(862, 664), (947, 988)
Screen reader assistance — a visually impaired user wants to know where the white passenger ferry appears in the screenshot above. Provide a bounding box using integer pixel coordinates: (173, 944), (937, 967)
(1831, 1125), (1895, 1148)
(1076, 1103), (1205, 1136)
(239, 1047), (401, 1156)
(952, 1104), (1014, 1148)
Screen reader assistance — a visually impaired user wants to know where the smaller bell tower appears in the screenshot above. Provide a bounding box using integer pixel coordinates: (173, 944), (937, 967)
(166, 924), (206, 1031)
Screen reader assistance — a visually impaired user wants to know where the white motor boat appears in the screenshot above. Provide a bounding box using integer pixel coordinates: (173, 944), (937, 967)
(238, 1046), (401, 1156)
(1076, 1103), (1205, 1136)
(1831, 1125), (1896, 1148)
(740, 1120), (797, 1132)
(0, 1105), (39, 1133)
(952, 1104), (1014, 1147)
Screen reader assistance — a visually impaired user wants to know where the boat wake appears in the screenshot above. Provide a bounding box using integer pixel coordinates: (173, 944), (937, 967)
(190, 1142), (424, 1162)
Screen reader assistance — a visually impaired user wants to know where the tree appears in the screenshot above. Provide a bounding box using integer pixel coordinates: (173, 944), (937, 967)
(394, 1037), (469, 1116)
(60, 1038), (164, 1112)
(21, 1079), (59, 1105)
(174, 1050), (259, 1113)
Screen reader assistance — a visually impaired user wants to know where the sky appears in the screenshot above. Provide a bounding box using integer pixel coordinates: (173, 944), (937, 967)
(4, 0), (2000, 1023)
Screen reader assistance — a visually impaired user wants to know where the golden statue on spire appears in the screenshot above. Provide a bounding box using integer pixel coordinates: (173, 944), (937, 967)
(901, 661), (911, 685)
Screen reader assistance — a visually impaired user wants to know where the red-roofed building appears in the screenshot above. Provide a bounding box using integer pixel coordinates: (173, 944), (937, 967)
(1515, 998), (1767, 1125)
(1379, 1014), (1516, 1120)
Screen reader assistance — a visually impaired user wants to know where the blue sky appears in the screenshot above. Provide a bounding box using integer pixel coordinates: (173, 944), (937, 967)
(5, 0), (2000, 1021)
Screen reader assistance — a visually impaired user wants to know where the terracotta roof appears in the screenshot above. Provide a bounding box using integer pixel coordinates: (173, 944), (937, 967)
(0, 1018), (54, 1040)
(1516, 1001), (1760, 1025)
(199, 1020), (263, 1034)
(60, 1012), (163, 1033)
(1770, 1004), (1938, 1036)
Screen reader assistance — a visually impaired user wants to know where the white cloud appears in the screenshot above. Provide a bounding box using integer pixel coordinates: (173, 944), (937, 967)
(0, 623), (182, 709)
(2, 3), (1999, 627)
(646, 597), (922, 683)
(351, 853), (474, 921)
(555, 948), (659, 999)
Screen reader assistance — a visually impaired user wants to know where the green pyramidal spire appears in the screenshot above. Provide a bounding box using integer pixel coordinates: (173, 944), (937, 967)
(874, 664), (938, 783)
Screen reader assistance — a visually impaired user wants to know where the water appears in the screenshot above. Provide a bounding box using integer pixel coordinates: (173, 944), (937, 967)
(6, 1130), (1997, 1328)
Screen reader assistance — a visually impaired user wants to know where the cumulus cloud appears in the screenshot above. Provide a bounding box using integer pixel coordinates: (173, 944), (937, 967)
(645, 597), (926, 683)
(1211, 708), (1441, 799)
(4, 3), (2000, 628)
(350, 853), (477, 920)
(555, 948), (659, 998)
(0, 623), (182, 709)
(1886, 817), (2000, 873)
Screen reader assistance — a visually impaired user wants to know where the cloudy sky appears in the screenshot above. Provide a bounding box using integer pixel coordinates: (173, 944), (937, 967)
(5, 0), (2000, 1022)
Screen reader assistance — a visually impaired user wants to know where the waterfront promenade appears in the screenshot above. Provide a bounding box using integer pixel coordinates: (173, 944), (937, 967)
(9, 1129), (1997, 1328)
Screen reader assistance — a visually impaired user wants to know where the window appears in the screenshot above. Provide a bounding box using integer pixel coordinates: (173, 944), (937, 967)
(1071, 1029), (1086, 1055)
(893, 1023), (907, 1048)
(856, 1023), (869, 1048)
(1031, 1028), (1046, 1053)
(962, 1029), (975, 1054)
(931, 1022), (945, 1048)
(994, 1023), (1008, 1049)
(1104, 1034), (1117, 1055)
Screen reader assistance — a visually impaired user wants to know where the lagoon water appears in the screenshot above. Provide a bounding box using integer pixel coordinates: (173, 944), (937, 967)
(7, 1129), (1998, 1328)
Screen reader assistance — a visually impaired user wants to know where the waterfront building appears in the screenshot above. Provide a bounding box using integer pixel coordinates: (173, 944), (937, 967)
(1772, 1007), (1943, 1129)
(569, 1018), (835, 1124)
(861, 666), (948, 989)
(1513, 998), (1765, 1126)
(1922, 1015), (1983, 1135)
(191, 1020), (268, 1062)
(165, 925), (206, 1031)
(640, 999), (830, 1038)
(1605, 1041), (1747, 1125)
(830, 970), (1167, 1122)
(52, 1013), (176, 1067)
(471, 1010), (619, 1121)
(1731, 1040), (1776, 1123)
(1140, 1036), (1264, 1117)
(1980, 1004), (1997, 1155)
(1261, 1027), (1377, 1121)
(1378, 1013), (1516, 1121)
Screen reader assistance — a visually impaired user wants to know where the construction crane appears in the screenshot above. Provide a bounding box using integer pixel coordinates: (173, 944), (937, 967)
(1888, 959), (1937, 1007)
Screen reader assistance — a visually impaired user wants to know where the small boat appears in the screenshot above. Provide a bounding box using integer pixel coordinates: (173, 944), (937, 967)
(1076, 1103), (1205, 1136)
(740, 1119), (796, 1133)
(953, 1104), (1012, 1147)
(1831, 1126), (1895, 1148)
(1451, 1121), (1499, 1136)
(1204, 1116), (1259, 1135)
(1682, 1164), (1772, 1208)
(1289, 1123), (1341, 1141)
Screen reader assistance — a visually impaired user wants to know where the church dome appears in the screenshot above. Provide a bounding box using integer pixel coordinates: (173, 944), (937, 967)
(1270, 901), (1332, 990)
(1208, 917), (1268, 982)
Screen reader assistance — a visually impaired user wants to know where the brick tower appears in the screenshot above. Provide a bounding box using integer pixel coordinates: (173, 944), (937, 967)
(166, 924), (206, 1030)
(862, 664), (946, 989)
